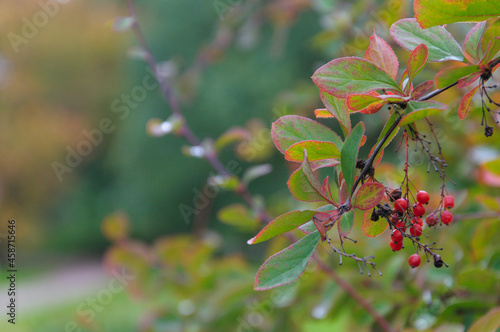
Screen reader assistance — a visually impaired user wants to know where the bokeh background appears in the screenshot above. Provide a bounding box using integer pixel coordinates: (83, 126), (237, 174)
(0, 0), (499, 331)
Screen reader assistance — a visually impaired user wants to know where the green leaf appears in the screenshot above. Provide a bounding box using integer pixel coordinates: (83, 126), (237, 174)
(312, 57), (402, 99)
(482, 20), (500, 62)
(365, 32), (399, 80)
(337, 210), (355, 236)
(248, 210), (317, 245)
(464, 21), (487, 62)
(483, 158), (500, 176)
(353, 182), (385, 211)
(414, 0), (500, 29)
(399, 101), (446, 126)
(468, 307), (500, 332)
(254, 231), (321, 290)
(458, 85), (480, 119)
(310, 159), (341, 171)
(320, 91), (352, 137)
(112, 16), (135, 32)
(390, 18), (463, 62)
(288, 151), (332, 203)
(214, 127), (250, 151)
(340, 122), (365, 197)
(285, 140), (340, 162)
(217, 204), (259, 229)
(362, 210), (389, 238)
(242, 164), (273, 184)
(435, 65), (481, 89)
(411, 80), (434, 99)
(471, 219), (499, 260)
(407, 44), (428, 82)
(272, 115), (342, 154)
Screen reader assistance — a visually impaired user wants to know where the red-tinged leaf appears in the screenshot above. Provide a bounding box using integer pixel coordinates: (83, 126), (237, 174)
(458, 85), (480, 120)
(285, 140), (340, 162)
(320, 91), (352, 137)
(314, 109), (333, 118)
(458, 72), (482, 88)
(407, 44), (428, 82)
(347, 93), (405, 114)
(272, 115), (343, 154)
(468, 307), (500, 332)
(310, 159), (340, 171)
(338, 210), (355, 236)
(390, 18), (463, 62)
(362, 211), (389, 238)
(365, 31), (399, 80)
(288, 150), (335, 204)
(360, 135), (367, 147)
(339, 180), (349, 205)
(322, 176), (334, 202)
(248, 210), (317, 245)
(353, 182), (385, 211)
(347, 95), (386, 114)
(340, 122), (365, 197)
(312, 212), (330, 240)
(414, 0), (500, 29)
(411, 80), (433, 99)
(435, 65), (481, 89)
(464, 21), (487, 63)
(400, 100), (446, 126)
(312, 57), (402, 99)
(254, 231), (321, 291)
(313, 211), (338, 241)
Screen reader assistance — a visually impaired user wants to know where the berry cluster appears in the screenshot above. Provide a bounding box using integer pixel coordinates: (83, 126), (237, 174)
(378, 190), (455, 269)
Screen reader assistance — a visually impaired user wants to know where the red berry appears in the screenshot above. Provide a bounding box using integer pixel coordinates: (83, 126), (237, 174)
(390, 240), (403, 251)
(416, 191), (430, 205)
(444, 195), (454, 209)
(408, 254), (421, 268)
(412, 217), (423, 227)
(395, 221), (407, 232)
(426, 213), (438, 226)
(410, 224), (422, 237)
(441, 210), (453, 224)
(394, 198), (407, 212)
(413, 203), (425, 217)
(391, 229), (403, 243)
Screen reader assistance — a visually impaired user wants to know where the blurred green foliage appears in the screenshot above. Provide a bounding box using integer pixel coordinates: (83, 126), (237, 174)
(0, 0), (499, 331)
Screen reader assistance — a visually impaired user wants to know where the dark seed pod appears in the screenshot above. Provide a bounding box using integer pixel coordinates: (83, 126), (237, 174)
(356, 159), (366, 170)
(388, 188), (402, 202)
(370, 209), (380, 221)
(433, 254), (444, 268)
(485, 125), (493, 137)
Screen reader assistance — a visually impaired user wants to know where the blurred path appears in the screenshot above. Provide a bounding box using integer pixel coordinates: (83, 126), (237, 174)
(1, 260), (107, 312)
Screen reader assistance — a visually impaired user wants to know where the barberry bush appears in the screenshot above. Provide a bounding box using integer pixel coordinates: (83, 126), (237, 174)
(249, 1), (500, 291)
(101, 0), (500, 331)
